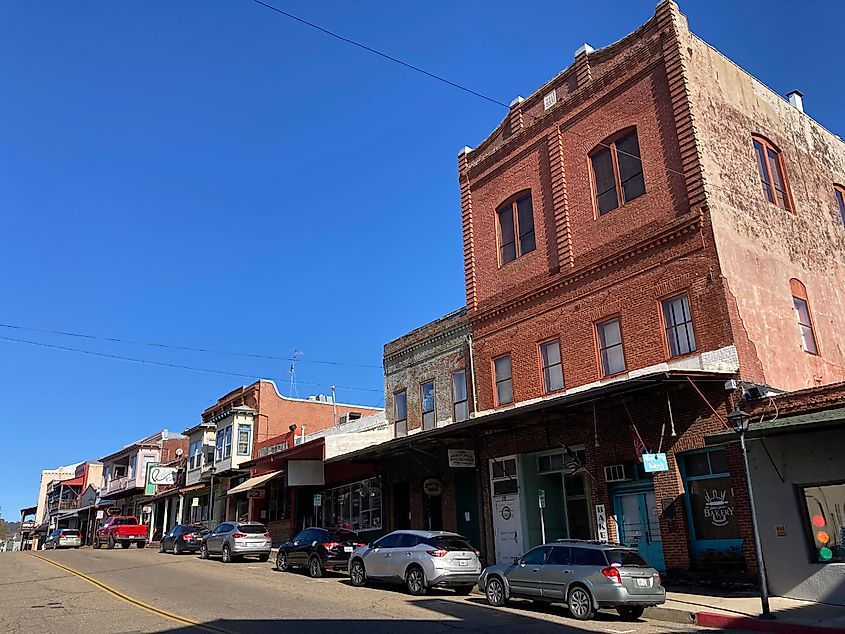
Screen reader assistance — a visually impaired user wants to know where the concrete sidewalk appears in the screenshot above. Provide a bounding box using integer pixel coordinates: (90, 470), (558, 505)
(645, 589), (845, 633)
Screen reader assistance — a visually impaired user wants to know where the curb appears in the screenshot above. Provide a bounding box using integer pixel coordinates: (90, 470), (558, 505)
(695, 612), (845, 634)
(643, 606), (695, 625)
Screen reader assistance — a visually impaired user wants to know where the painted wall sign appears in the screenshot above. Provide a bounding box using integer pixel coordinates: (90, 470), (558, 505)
(595, 504), (609, 542)
(448, 449), (476, 468)
(148, 466), (178, 486)
(247, 489), (264, 499)
(313, 494), (322, 507)
(642, 453), (669, 473)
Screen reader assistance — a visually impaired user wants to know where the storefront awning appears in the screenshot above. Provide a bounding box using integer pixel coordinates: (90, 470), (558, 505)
(706, 406), (845, 445)
(226, 470), (283, 496)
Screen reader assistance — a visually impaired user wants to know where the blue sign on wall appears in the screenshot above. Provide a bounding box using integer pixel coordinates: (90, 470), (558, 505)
(642, 453), (669, 473)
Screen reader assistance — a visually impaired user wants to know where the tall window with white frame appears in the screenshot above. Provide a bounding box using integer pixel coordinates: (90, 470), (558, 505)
(597, 318), (626, 376)
(394, 390), (407, 437)
(420, 381), (435, 431)
(452, 369), (468, 422)
(540, 340), (564, 393)
(223, 425), (233, 460)
(662, 294), (697, 357)
(237, 424), (251, 456)
(791, 279), (818, 355)
(215, 430), (224, 463)
(493, 354), (513, 406)
(496, 192), (535, 265)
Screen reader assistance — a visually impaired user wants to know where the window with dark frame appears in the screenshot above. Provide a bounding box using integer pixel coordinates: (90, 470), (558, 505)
(590, 129), (645, 215)
(493, 354), (513, 406)
(791, 279), (818, 355)
(596, 318), (626, 376)
(753, 136), (792, 211)
(451, 369), (468, 422)
(496, 192), (535, 265)
(662, 294), (697, 357)
(394, 390), (407, 437)
(420, 381), (435, 430)
(540, 340), (564, 393)
(834, 185), (845, 227)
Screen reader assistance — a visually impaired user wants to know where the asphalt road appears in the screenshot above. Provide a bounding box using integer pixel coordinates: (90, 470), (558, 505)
(0, 547), (734, 634)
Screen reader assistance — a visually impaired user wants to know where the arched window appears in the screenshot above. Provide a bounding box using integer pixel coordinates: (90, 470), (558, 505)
(834, 184), (845, 227)
(589, 128), (645, 215)
(496, 191), (535, 265)
(752, 136), (793, 211)
(790, 279), (818, 355)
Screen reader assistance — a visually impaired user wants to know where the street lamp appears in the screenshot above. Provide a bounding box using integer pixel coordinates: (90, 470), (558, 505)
(208, 465), (217, 528)
(727, 407), (774, 620)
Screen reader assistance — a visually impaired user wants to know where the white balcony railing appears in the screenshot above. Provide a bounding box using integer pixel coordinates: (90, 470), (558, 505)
(106, 476), (130, 494)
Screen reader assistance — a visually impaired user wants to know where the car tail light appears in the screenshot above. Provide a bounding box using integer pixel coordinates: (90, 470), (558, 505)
(654, 572), (662, 585)
(264, 532), (271, 538)
(231, 533), (246, 539)
(601, 567), (622, 584)
(426, 549), (448, 557)
(358, 543), (367, 548)
(183, 534), (194, 540)
(322, 542), (339, 550)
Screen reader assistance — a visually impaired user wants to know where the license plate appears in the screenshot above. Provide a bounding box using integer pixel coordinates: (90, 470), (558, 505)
(344, 546), (354, 552)
(458, 560), (468, 567)
(636, 578), (649, 587)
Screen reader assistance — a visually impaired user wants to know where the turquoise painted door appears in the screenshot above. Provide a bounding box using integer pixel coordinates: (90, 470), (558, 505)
(614, 489), (665, 572)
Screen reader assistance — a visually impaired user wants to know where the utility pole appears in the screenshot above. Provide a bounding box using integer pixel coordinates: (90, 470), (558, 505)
(331, 385), (337, 426)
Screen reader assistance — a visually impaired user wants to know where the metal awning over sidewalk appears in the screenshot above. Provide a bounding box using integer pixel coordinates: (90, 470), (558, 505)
(226, 470), (283, 496)
(706, 406), (845, 445)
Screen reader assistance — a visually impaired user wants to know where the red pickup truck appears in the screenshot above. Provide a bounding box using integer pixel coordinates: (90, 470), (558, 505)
(93, 516), (149, 549)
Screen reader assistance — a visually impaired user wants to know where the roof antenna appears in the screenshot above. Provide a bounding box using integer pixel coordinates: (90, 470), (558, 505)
(289, 348), (301, 398)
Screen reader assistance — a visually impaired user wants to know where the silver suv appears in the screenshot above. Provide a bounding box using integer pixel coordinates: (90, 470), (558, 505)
(478, 540), (665, 621)
(348, 530), (481, 595)
(200, 521), (271, 563)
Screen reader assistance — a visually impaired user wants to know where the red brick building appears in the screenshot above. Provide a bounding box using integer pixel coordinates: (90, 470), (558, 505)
(455, 1), (845, 576)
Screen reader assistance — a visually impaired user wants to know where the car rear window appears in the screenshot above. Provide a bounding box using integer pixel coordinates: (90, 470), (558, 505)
(425, 536), (474, 551)
(329, 529), (358, 542)
(61, 530), (80, 537)
(112, 518), (138, 526)
(606, 549), (649, 567)
(239, 524), (267, 534)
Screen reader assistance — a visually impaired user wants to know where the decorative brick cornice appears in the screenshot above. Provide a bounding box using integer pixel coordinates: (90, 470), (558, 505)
(547, 127), (573, 270)
(471, 212), (703, 325)
(458, 149), (477, 310)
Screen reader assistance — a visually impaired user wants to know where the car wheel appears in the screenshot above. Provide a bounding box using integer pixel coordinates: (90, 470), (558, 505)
(200, 543), (209, 560)
(93, 539), (101, 550)
(258, 553), (270, 563)
(159, 542), (166, 553)
(222, 545), (232, 563)
(107, 535), (115, 550)
(405, 566), (427, 596)
(485, 576), (507, 607)
(617, 606), (645, 621)
(567, 586), (595, 621)
(454, 585), (475, 596)
(276, 552), (288, 572)
(137, 541), (146, 549)
(173, 541), (183, 555)
(349, 559), (366, 587)
(121, 542), (130, 549)
(308, 555), (323, 578)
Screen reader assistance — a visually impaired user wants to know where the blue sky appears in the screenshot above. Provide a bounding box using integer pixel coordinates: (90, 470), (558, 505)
(1, 1), (842, 519)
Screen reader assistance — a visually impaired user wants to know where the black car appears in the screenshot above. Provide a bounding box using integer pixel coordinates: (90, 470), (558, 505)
(159, 524), (208, 555)
(276, 527), (363, 577)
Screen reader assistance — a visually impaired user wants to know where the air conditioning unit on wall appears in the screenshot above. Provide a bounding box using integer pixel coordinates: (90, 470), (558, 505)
(604, 463), (632, 483)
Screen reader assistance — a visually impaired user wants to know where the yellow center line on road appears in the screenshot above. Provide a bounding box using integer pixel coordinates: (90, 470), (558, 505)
(30, 552), (239, 634)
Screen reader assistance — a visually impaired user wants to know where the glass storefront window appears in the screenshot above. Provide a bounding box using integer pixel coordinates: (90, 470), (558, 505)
(682, 449), (740, 542)
(801, 482), (844, 563)
(319, 478), (382, 532)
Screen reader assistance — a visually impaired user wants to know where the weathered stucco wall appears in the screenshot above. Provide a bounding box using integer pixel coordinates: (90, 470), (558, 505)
(685, 30), (845, 390)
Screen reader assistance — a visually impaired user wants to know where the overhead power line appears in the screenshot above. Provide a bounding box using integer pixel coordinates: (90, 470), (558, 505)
(0, 323), (382, 369)
(248, 0), (788, 205)
(0, 334), (382, 394)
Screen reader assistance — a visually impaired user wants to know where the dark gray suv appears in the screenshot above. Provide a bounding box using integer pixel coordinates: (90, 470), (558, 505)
(477, 540), (665, 621)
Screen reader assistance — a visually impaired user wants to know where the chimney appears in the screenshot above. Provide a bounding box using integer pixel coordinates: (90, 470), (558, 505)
(787, 90), (804, 113)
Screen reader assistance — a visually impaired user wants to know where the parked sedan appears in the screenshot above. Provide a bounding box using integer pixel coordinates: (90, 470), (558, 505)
(477, 539), (665, 621)
(276, 527), (364, 577)
(159, 524), (208, 555)
(200, 521), (271, 563)
(348, 530), (481, 595)
(44, 528), (82, 549)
